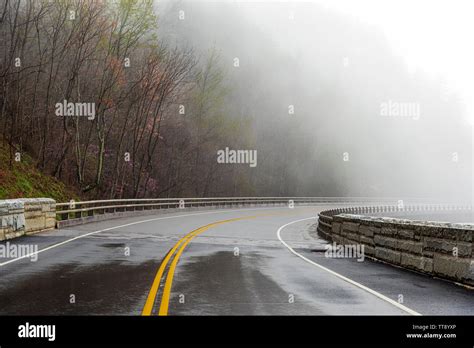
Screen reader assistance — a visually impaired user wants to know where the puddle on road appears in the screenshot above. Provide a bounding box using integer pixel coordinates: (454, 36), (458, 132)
(169, 250), (324, 315)
(0, 260), (161, 315)
(100, 243), (127, 248)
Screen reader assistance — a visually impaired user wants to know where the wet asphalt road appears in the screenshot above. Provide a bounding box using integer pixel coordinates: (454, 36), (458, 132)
(0, 206), (472, 315)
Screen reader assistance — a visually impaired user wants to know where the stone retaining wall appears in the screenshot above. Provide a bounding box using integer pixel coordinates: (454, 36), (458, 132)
(0, 198), (56, 241)
(318, 211), (474, 286)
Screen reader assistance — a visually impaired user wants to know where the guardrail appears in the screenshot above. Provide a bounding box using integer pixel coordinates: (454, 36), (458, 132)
(318, 204), (473, 217)
(317, 204), (473, 239)
(317, 205), (474, 285)
(55, 196), (431, 227)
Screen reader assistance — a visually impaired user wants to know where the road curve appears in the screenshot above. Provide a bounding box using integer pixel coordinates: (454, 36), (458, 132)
(0, 206), (472, 315)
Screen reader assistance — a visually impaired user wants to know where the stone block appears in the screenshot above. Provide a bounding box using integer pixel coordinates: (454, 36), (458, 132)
(375, 247), (401, 264)
(364, 245), (375, 257)
(332, 235), (344, 245)
(455, 229), (473, 243)
(25, 215), (46, 233)
(360, 235), (374, 246)
(398, 240), (423, 254)
(344, 232), (360, 243)
(433, 254), (471, 281)
(398, 228), (414, 239)
(424, 238), (457, 254)
(374, 235), (398, 249)
(400, 252), (423, 271)
(453, 242), (472, 258)
(380, 226), (397, 237)
(359, 224), (374, 237)
(342, 221), (359, 233)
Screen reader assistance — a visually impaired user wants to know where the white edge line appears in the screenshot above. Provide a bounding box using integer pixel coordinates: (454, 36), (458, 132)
(0, 205), (307, 267)
(276, 217), (422, 316)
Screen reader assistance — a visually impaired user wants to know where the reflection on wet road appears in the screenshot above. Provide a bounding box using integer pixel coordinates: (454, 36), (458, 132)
(0, 206), (472, 315)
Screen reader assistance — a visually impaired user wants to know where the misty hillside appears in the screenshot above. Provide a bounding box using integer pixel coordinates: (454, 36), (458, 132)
(0, 0), (471, 201)
(157, 1), (472, 201)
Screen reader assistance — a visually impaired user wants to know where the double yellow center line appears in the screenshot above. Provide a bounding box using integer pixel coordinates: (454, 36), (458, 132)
(141, 209), (310, 316)
(141, 216), (257, 316)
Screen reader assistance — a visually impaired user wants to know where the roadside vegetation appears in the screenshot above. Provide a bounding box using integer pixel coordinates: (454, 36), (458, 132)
(0, 138), (79, 201)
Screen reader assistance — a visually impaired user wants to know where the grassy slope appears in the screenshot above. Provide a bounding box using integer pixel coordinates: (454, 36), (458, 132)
(0, 140), (79, 202)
